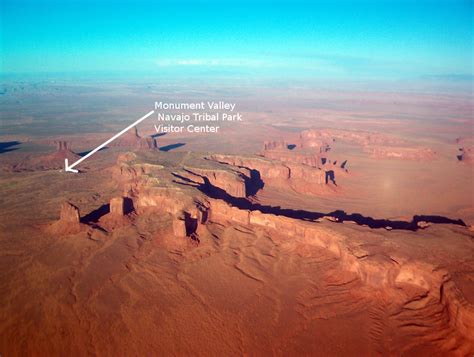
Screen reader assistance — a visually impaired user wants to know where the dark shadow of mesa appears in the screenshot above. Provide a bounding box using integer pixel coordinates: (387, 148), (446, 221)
(0, 141), (21, 154)
(160, 143), (186, 152)
(172, 172), (466, 232)
(77, 147), (108, 157)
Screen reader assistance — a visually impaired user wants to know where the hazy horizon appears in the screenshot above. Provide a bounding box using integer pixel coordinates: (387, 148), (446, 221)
(2, 0), (472, 83)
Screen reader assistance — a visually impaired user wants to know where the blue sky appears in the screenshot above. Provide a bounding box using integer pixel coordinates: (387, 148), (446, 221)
(1, 0), (472, 80)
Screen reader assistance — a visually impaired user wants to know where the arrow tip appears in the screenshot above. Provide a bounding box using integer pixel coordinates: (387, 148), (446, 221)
(64, 158), (79, 173)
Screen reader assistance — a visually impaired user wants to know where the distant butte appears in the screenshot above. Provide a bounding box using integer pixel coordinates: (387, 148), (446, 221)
(110, 126), (158, 150)
(456, 136), (474, 164)
(10, 140), (81, 171)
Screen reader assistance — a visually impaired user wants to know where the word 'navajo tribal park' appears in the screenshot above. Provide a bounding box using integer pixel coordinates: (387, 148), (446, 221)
(1, 0), (473, 356)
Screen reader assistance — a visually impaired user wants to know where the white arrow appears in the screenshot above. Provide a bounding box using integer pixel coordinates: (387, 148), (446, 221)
(64, 109), (155, 173)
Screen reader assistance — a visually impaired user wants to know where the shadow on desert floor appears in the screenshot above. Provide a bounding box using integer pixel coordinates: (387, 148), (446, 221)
(159, 143), (186, 152)
(172, 171), (466, 232)
(77, 147), (108, 157)
(0, 141), (21, 154)
(81, 198), (135, 224)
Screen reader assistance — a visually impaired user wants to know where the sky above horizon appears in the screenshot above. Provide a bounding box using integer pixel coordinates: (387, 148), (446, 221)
(1, 0), (472, 81)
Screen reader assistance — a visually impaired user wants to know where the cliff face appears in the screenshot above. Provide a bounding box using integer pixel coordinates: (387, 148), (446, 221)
(183, 167), (247, 198)
(207, 154), (340, 195)
(261, 134), (332, 168)
(260, 150), (322, 168)
(207, 198), (474, 345)
(208, 154), (290, 180)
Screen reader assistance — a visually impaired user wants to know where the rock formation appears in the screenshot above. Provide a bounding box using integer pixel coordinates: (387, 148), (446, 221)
(11, 140), (81, 171)
(110, 197), (126, 216)
(182, 167), (247, 198)
(60, 201), (80, 223)
(260, 149), (321, 167)
(207, 153), (338, 195)
(263, 140), (288, 151)
(455, 137), (474, 164)
(96, 197), (135, 231)
(258, 130), (353, 196)
(50, 140), (81, 163)
(110, 127), (158, 150)
(48, 201), (83, 234)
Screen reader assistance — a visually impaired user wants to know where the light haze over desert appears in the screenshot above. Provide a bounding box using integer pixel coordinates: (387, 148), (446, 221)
(1, 0), (473, 356)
